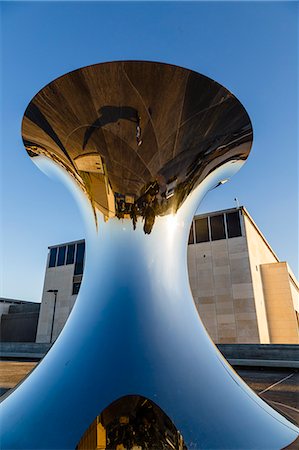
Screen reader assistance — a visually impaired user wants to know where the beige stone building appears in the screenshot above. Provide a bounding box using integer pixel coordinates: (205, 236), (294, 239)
(188, 207), (299, 344)
(36, 207), (299, 344)
(36, 240), (85, 343)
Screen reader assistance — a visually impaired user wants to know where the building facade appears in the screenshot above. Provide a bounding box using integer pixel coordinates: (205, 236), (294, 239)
(188, 207), (299, 344)
(36, 207), (299, 344)
(35, 240), (85, 343)
(0, 298), (40, 342)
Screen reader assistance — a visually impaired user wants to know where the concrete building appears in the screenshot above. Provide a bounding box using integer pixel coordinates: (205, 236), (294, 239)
(36, 240), (85, 343)
(0, 298), (40, 342)
(188, 207), (299, 344)
(36, 207), (299, 344)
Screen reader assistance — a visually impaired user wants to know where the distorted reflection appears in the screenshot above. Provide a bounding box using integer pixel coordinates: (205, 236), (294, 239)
(22, 61), (253, 233)
(76, 396), (187, 450)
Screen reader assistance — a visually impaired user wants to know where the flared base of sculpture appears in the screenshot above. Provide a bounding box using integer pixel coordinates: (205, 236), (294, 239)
(0, 161), (298, 450)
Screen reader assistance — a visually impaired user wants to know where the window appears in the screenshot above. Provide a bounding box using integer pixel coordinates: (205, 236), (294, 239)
(72, 282), (81, 295)
(48, 248), (57, 268)
(57, 246), (66, 266)
(74, 242), (85, 275)
(195, 218), (209, 243)
(210, 214), (226, 241)
(66, 244), (75, 265)
(188, 225), (194, 244)
(226, 212), (242, 238)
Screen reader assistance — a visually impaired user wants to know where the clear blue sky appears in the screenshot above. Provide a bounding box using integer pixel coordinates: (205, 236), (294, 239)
(1, 1), (298, 302)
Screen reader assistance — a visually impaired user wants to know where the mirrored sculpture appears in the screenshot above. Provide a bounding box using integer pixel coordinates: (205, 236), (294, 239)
(0, 61), (298, 449)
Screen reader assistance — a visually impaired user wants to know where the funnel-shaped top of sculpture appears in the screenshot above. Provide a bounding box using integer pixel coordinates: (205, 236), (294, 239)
(22, 61), (252, 233)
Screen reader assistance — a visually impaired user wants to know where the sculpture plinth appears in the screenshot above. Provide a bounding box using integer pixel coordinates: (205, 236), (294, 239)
(0, 61), (298, 449)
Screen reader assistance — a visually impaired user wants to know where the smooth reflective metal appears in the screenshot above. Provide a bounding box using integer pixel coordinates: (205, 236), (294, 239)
(77, 395), (188, 449)
(22, 61), (252, 233)
(0, 61), (298, 449)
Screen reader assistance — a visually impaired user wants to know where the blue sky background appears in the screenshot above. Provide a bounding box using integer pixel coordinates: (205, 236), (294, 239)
(1, 1), (298, 302)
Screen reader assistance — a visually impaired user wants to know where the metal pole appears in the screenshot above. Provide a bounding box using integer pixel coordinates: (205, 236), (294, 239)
(48, 290), (58, 343)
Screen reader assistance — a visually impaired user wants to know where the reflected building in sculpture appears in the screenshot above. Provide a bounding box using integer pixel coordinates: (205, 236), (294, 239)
(0, 61), (298, 449)
(22, 61), (252, 233)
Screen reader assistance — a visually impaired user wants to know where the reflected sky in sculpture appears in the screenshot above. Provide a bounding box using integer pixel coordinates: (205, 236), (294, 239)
(22, 61), (252, 234)
(1, 62), (298, 449)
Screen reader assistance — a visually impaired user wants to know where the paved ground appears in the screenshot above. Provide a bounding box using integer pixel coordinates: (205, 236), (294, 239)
(0, 362), (298, 446)
(236, 368), (299, 450)
(0, 361), (37, 388)
(236, 368), (299, 425)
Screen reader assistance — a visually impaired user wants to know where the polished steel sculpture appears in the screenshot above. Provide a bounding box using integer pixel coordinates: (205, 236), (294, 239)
(1, 61), (298, 449)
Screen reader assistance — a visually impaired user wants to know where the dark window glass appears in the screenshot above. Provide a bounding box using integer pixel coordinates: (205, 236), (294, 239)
(188, 225), (194, 244)
(226, 212), (242, 238)
(66, 244), (75, 265)
(48, 248), (57, 268)
(72, 282), (81, 295)
(74, 242), (85, 275)
(195, 218), (209, 243)
(57, 246), (66, 266)
(210, 215), (226, 241)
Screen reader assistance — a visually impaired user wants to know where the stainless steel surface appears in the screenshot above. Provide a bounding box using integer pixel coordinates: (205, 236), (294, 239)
(22, 61), (252, 234)
(0, 61), (298, 449)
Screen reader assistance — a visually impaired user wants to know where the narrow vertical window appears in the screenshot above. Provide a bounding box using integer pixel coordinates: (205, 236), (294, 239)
(195, 218), (209, 243)
(48, 248), (57, 268)
(57, 246), (66, 266)
(210, 215), (226, 241)
(72, 282), (81, 295)
(74, 242), (85, 275)
(226, 212), (242, 238)
(66, 244), (75, 265)
(188, 224), (194, 244)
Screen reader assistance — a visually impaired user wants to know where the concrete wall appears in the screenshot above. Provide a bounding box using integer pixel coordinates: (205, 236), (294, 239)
(36, 262), (78, 343)
(0, 303), (11, 318)
(217, 343), (299, 361)
(0, 313), (39, 342)
(188, 222), (260, 343)
(0, 342), (51, 359)
(188, 208), (299, 344)
(0, 299), (36, 319)
(288, 265), (299, 313)
(260, 262), (299, 344)
(0, 304), (40, 343)
(242, 211), (279, 343)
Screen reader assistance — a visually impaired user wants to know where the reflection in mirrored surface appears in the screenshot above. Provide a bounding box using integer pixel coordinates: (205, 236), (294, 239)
(22, 61), (252, 233)
(76, 395), (187, 450)
(0, 61), (298, 450)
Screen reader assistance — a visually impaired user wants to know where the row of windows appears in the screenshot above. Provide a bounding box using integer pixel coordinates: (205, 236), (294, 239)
(188, 211), (242, 244)
(48, 242), (85, 275)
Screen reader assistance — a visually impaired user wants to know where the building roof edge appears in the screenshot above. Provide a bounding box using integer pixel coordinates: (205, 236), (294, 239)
(240, 206), (280, 263)
(48, 239), (85, 249)
(194, 205), (282, 265)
